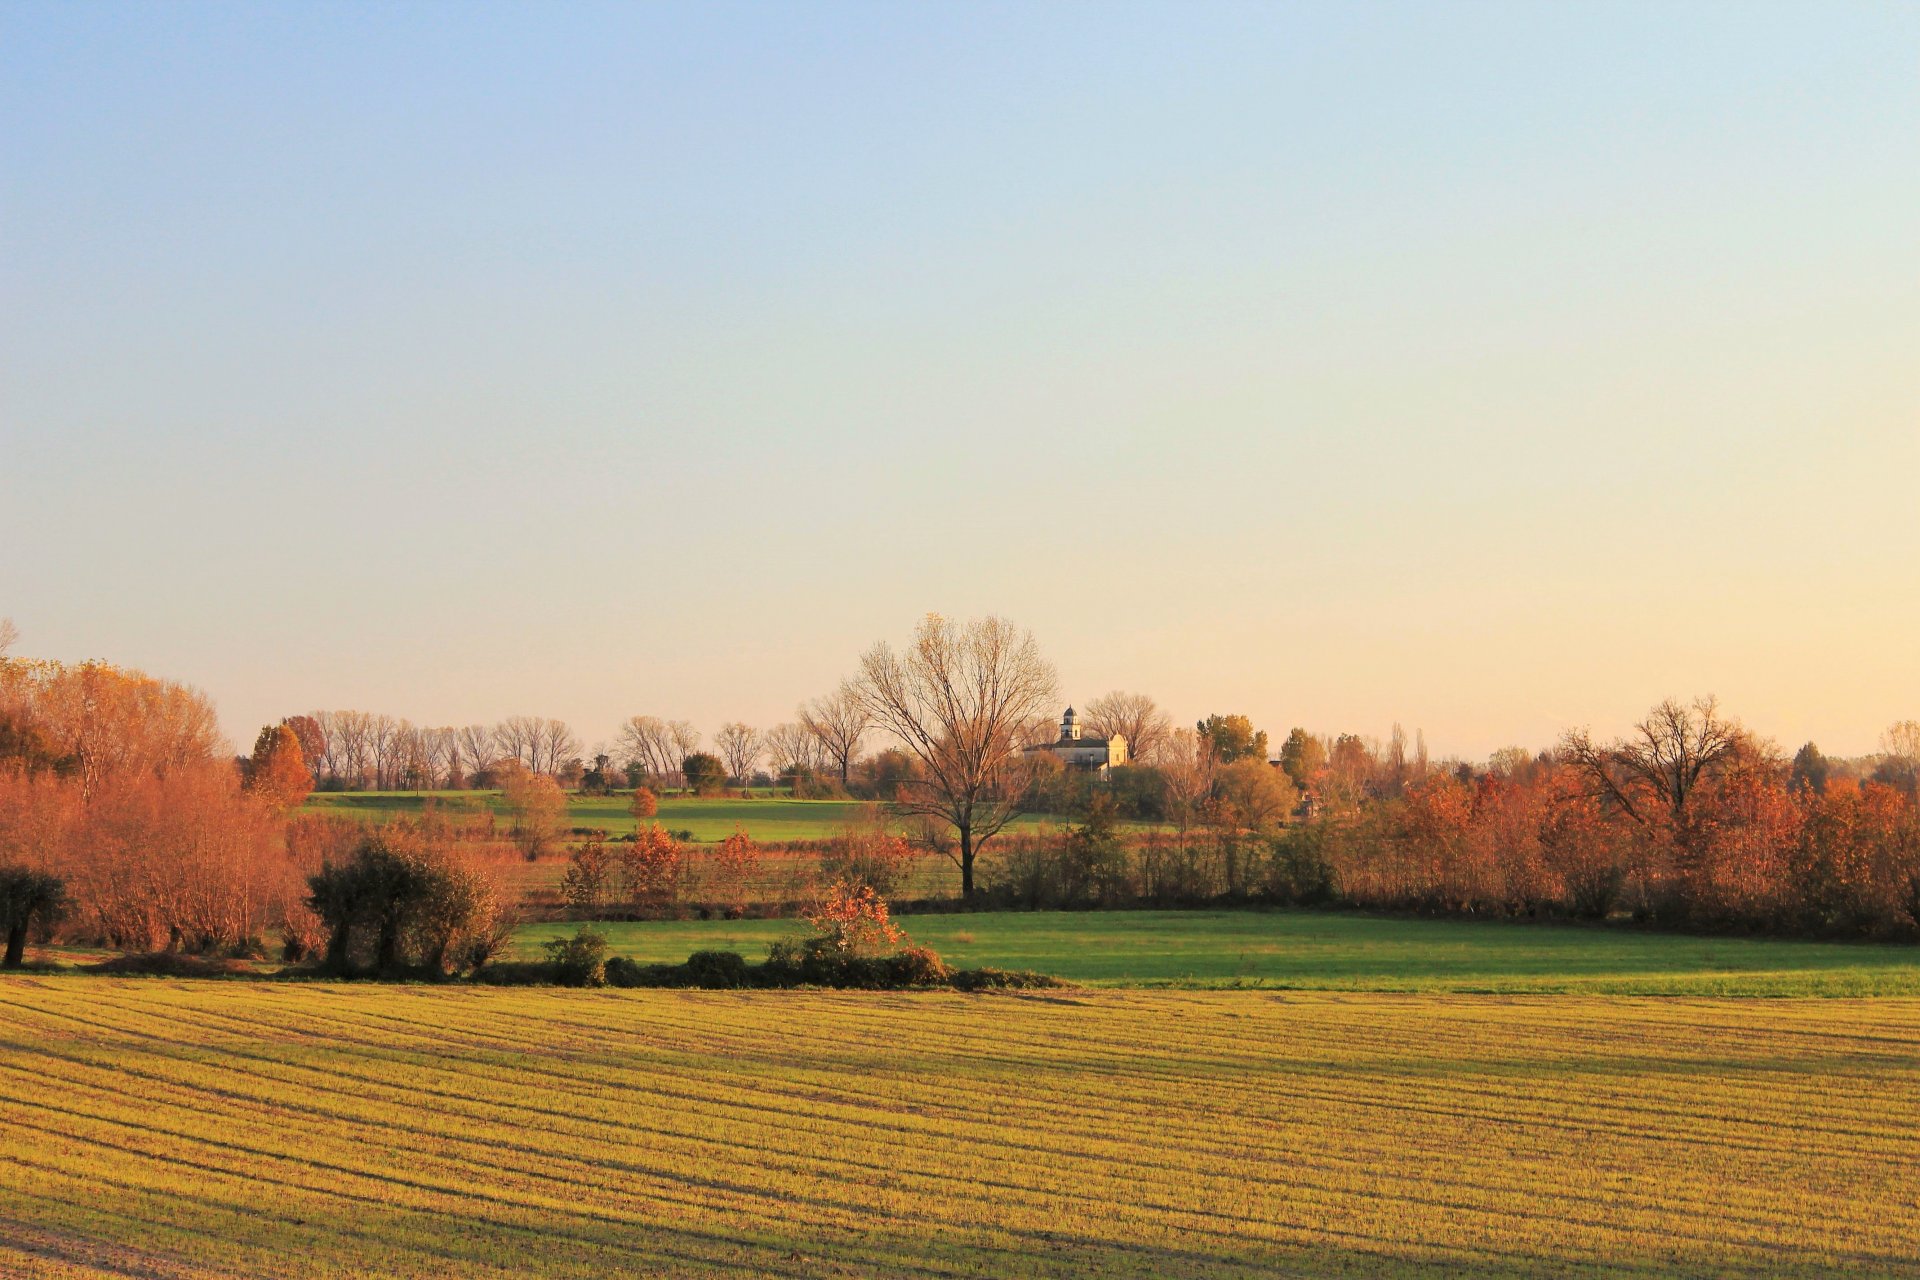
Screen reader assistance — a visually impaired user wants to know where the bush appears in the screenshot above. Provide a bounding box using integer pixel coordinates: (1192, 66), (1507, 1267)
(685, 949), (750, 989)
(949, 966), (1067, 992)
(87, 952), (253, 978)
(886, 945), (951, 987)
(542, 927), (609, 988)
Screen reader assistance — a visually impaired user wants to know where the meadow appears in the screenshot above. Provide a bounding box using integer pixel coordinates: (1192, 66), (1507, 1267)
(514, 909), (1920, 996)
(303, 790), (885, 842)
(3, 979), (1918, 1279)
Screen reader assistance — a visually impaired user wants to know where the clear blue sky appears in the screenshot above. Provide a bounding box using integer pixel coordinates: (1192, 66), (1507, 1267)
(3, 1), (1916, 759)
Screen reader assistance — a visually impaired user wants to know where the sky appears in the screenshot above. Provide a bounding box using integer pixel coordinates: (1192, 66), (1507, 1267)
(2, 1), (1916, 762)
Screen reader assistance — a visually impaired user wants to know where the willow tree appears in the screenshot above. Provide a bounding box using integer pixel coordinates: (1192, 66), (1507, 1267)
(854, 615), (1058, 900)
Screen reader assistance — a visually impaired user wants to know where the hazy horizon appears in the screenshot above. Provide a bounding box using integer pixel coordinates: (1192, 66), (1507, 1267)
(4, 2), (1916, 761)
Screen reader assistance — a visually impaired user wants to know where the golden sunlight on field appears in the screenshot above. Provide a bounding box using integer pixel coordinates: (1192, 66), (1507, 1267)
(3, 981), (1918, 1279)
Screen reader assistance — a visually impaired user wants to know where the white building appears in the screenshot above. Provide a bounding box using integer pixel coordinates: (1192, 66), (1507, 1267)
(1026, 707), (1128, 775)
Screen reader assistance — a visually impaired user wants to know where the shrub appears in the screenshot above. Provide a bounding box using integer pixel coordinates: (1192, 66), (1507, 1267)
(806, 881), (904, 957)
(949, 967), (1067, 992)
(886, 945), (951, 987)
(629, 788), (658, 819)
(542, 927), (609, 988)
(685, 949), (751, 989)
(86, 952), (252, 978)
(821, 807), (919, 896)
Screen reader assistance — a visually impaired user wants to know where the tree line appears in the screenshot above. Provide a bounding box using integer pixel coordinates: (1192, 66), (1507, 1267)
(6, 613), (1920, 969)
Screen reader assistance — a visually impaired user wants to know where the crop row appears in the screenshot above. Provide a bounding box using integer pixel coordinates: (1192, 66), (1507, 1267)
(2, 982), (1918, 1278)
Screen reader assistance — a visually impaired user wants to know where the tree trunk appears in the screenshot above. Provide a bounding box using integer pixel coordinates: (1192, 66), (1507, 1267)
(324, 921), (353, 974)
(4, 925), (25, 969)
(960, 826), (975, 900)
(376, 909), (402, 976)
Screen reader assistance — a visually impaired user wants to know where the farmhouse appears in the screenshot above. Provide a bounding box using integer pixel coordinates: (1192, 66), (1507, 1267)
(1027, 707), (1128, 775)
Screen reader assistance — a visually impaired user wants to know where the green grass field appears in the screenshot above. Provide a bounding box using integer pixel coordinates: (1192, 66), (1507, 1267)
(303, 790), (891, 842)
(514, 909), (1920, 996)
(3, 980), (1918, 1278)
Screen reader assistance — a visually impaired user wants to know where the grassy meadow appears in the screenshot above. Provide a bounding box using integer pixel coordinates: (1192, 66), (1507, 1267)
(515, 909), (1920, 996)
(3, 980), (1919, 1279)
(302, 790), (887, 842)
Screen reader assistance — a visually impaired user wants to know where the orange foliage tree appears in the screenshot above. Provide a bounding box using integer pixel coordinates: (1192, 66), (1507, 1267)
(806, 880), (905, 957)
(710, 826), (761, 916)
(247, 724), (313, 811)
(621, 824), (685, 915)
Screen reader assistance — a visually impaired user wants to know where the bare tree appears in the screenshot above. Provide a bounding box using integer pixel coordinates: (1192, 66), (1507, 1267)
(456, 724), (497, 782)
(1876, 721), (1920, 795)
(334, 711), (372, 787)
(0, 618), (18, 659)
(800, 684), (870, 788)
(668, 720), (700, 764)
(1081, 691), (1171, 765)
(1159, 727), (1215, 834)
(366, 713), (401, 789)
(495, 716), (545, 773)
(537, 718), (579, 776)
(763, 722), (818, 786)
(1561, 696), (1748, 830)
(714, 722), (761, 787)
(618, 715), (678, 785)
(854, 614), (1058, 900)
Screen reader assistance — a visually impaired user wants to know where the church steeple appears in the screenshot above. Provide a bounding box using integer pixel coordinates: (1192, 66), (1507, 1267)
(1061, 707), (1081, 741)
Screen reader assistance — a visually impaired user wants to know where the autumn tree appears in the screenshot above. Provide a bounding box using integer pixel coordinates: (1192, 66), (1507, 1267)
(1278, 728), (1328, 791)
(560, 839), (618, 918)
(800, 684), (870, 788)
(1790, 742), (1831, 795)
(1198, 714), (1268, 764)
(714, 722), (762, 789)
(629, 786), (658, 819)
(854, 614), (1058, 900)
(711, 826), (762, 915)
(1561, 697), (1749, 833)
(621, 825), (686, 914)
(1214, 758), (1297, 831)
(279, 715), (325, 782)
(1082, 691), (1171, 764)
(246, 724), (312, 811)
(499, 763), (568, 859)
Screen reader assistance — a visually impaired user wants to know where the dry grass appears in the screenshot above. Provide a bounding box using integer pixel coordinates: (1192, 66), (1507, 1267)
(2, 979), (1918, 1278)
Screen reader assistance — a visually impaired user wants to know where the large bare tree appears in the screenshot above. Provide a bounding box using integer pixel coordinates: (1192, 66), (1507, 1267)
(1081, 690), (1171, 765)
(854, 614), (1058, 900)
(763, 721), (819, 782)
(617, 715), (676, 785)
(1561, 696), (1748, 831)
(714, 722), (761, 787)
(800, 683), (871, 788)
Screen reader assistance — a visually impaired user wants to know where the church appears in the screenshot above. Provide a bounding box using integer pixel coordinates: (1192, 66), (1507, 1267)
(1026, 707), (1128, 775)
